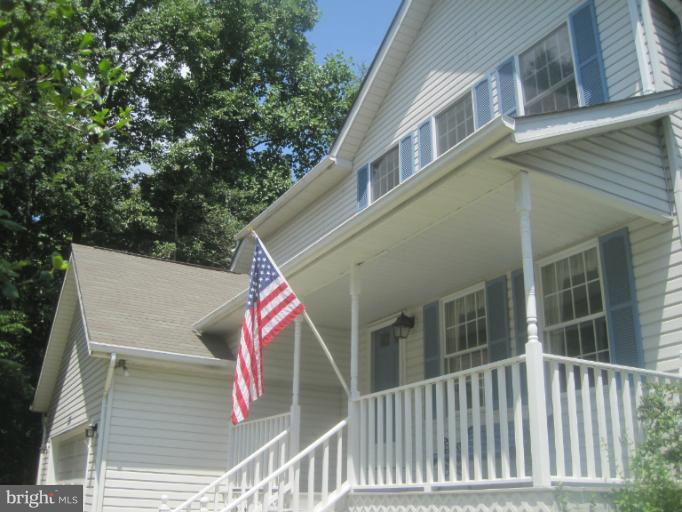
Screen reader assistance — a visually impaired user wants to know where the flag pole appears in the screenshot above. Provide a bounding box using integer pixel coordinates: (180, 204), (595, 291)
(249, 230), (351, 398)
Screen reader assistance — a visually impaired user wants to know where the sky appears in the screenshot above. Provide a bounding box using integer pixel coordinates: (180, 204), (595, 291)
(307, 0), (402, 69)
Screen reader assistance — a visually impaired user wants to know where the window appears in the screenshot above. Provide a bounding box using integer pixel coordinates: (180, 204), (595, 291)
(540, 247), (609, 362)
(435, 93), (474, 156)
(519, 24), (579, 115)
(371, 146), (399, 201)
(443, 288), (487, 373)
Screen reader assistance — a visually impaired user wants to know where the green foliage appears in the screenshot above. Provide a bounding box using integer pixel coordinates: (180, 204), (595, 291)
(0, 0), (358, 484)
(614, 382), (682, 512)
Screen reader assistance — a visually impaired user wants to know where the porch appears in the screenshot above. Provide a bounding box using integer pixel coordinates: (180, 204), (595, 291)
(177, 115), (682, 510)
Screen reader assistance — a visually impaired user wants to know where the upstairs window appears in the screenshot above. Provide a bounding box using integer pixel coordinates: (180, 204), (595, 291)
(435, 93), (474, 156)
(519, 24), (579, 115)
(371, 146), (399, 201)
(541, 247), (609, 362)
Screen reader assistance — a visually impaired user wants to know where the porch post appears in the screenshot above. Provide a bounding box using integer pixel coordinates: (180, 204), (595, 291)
(348, 263), (362, 486)
(290, 315), (303, 455)
(515, 171), (551, 488)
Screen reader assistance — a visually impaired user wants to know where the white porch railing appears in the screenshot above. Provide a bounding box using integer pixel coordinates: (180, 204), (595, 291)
(218, 419), (349, 512)
(353, 355), (530, 490)
(543, 354), (682, 484)
(229, 412), (291, 466)
(169, 428), (290, 512)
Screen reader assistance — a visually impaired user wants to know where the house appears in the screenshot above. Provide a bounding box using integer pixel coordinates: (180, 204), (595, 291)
(33, 0), (682, 511)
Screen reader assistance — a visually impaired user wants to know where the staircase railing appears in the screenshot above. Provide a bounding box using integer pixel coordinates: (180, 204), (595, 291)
(169, 429), (290, 512)
(218, 418), (349, 512)
(229, 412), (291, 466)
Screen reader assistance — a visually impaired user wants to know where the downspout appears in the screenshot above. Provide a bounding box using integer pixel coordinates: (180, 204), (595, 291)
(92, 354), (116, 512)
(36, 415), (48, 484)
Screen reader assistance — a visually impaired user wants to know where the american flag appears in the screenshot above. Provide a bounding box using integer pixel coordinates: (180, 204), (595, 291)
(231, 238), (304, 424)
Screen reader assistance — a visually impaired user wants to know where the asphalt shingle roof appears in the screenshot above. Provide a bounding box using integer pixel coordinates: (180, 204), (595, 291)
(71, 244), (248, 359)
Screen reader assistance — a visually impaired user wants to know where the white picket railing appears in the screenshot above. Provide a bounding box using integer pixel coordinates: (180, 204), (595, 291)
(168, 428), (290, 512)
(543, 354), (682, 484)
(229, 412), (291, 466)
(354, 355), (530, 490)
(218, 419), (349, 512)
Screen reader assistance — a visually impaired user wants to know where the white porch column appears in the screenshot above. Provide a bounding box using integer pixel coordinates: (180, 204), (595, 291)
(516, 171), (551, 488)
(348, 264), (362, 486)
(290, 315), (303, 455)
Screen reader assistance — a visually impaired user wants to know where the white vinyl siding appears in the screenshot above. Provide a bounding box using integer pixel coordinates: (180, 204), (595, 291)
(101, 359), (346, 512)
(354, 0), (638, 168)
(629, 216), (682, 373)
(650, 0), (682, 89)
(46, 312), (107, 438)
(246, 0), (640, 267)
(53, 433), (87, 485)
(503, 123), (672, 217)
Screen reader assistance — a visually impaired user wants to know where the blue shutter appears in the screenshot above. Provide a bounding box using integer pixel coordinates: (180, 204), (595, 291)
(474, 79), (492, 128)
(569, 0), (608, 106)
(419, 120), (433, 169)
(599, 228), (643, 367)
(486, 276), (510, 362)
(497, 58), (517, 116)
(356, 164), (369, 210)
(400, 135), (414, 181)
(511, 269), (527, 356)
(423, 302), (441, 378)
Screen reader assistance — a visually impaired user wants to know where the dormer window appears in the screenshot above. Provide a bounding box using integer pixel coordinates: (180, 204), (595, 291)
(371, 146), (400, 201)
(519, 24), (579, 115)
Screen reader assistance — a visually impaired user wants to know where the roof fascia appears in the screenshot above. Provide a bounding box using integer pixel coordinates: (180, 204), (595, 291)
(494, 88), (682, 157)
(89, 341), (231, 368)
(194, 116), (515, 332)
(329, 0), (411, 158)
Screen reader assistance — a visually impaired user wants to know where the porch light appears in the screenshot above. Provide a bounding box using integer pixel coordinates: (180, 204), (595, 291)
(392, 312), (415, 339)
(85, 423), (98, 438)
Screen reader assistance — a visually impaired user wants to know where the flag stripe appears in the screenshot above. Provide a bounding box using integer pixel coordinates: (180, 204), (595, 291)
(231, 239), (304, 424)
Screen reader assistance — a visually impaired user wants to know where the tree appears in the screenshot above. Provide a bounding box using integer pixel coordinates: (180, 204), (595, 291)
(0, 0), (358, 483)
(79, 0), (359, 263)
(0, 0), (135, 483)
(614, 382), (682, 512)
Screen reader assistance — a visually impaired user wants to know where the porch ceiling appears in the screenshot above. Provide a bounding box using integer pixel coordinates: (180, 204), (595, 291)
(215, 162), (639, 334)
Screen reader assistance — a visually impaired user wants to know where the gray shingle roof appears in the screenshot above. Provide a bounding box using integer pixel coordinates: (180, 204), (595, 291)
(72, 244), (248, 359)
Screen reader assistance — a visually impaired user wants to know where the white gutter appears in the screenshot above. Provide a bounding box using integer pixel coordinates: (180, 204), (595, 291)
(89, 341), (231, 368)
(194, 117), (515, 332)
(92, 353), (116, 512)
(235, 155), (351, 240)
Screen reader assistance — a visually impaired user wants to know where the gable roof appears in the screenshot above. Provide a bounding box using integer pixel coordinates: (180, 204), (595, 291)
(234, 0), (434, 243)
(32, 244), (248, 412)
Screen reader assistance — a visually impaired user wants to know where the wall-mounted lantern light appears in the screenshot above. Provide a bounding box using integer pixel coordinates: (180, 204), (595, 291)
(85, 423), (98, 438)
(392, 312), (415, 339)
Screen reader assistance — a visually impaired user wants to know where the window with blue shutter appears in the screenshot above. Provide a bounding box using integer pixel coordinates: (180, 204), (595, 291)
(569, 0), (608, 106)
(599, 228), (643, 367)
(418, 120), (433, 169)
(423, 302), (441, 379)
(497, 59), (518, 116)
(356, 164), (369, 210)
(511, 269), (527, 356)
(474, 78), (492, 128)
(485, 276), (511, 362)
(399, 134), (414, 181)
